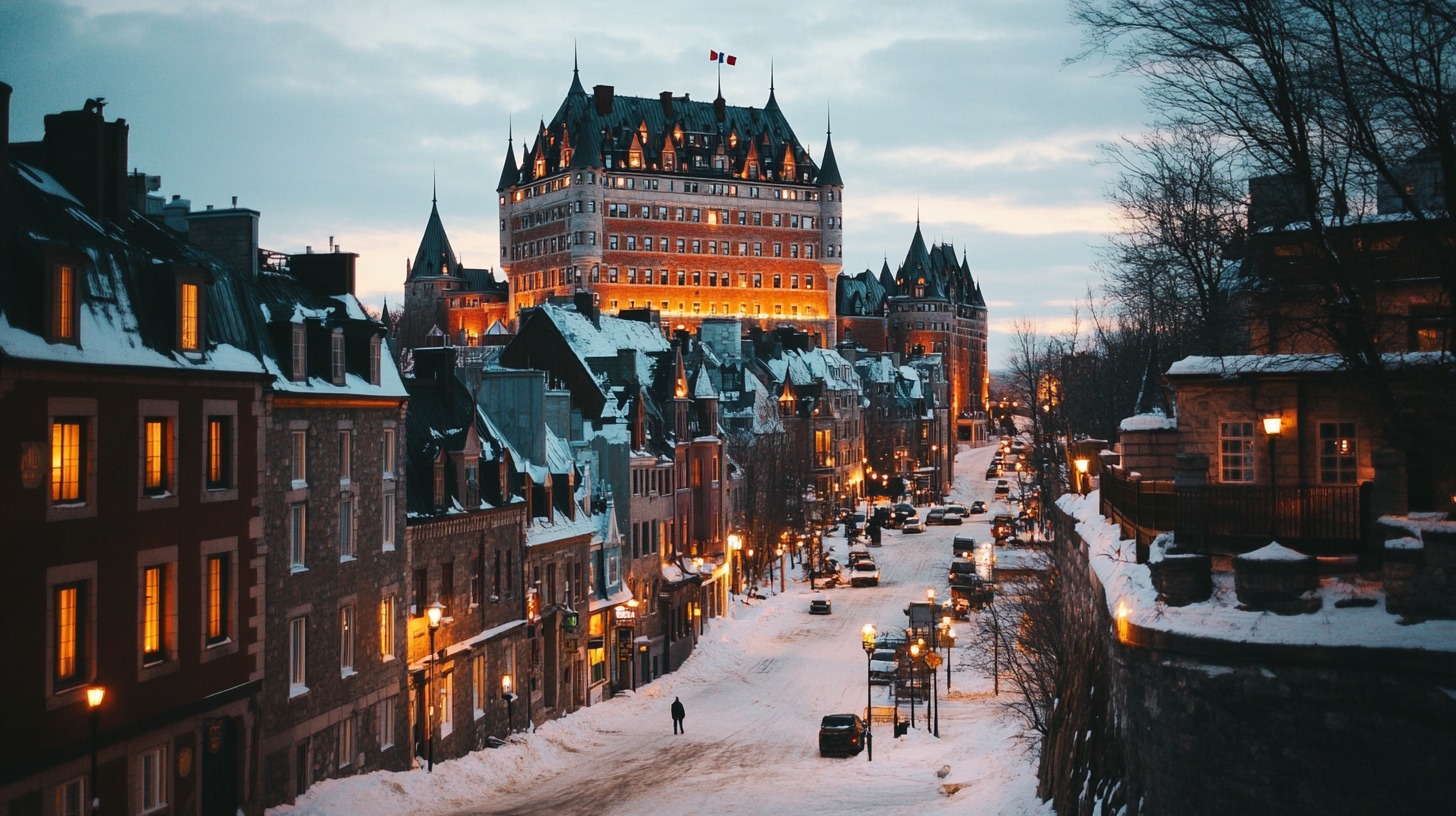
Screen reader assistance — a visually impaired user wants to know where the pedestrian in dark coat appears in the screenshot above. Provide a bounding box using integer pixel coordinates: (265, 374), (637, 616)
(671, 697), (686, 734)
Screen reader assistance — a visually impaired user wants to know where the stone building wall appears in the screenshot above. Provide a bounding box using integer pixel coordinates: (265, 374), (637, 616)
(1041, 504), (1456, 815)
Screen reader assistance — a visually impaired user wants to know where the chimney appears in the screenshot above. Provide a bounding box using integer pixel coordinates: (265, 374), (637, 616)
(289, 249), (358, 297)
(714, 95), (726, 122)
(36, 99), (130, 223)
(659, 91), (674, 118)
(186, 206), (260, 278)
(573, 290), (599, 329)
(593, 85), (615, 116)
(1248, 174), (1304, 231)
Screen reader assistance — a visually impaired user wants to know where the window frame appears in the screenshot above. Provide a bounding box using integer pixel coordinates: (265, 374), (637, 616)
(138, 400), (179, 507)
(177, 279), (203, 353)
(1219, 421), (1256, 483)
(290, 503), (308, 571)
(139, 744), (168, 814)
(48, 261), (82, 345)
(339, 604), (356, 677)
(202, 399), (239, 502)
(380, 595), (397, 661)
(289, 615), (308, 696)
(1318, 421), (1358, 485)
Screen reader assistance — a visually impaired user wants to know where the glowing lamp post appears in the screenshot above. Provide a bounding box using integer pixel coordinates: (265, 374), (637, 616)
(728, 533), (743, 595)
(86, 684), (105, 816)
(861, 624), (876, 762)
(940, 616), (956, 689)
(1264, 415), (1283, 534)
(425, 600), (445, 772)
(501, 674), (517, 734)
(1074, 457), (1090, 495)
(777, 545), (787, 594)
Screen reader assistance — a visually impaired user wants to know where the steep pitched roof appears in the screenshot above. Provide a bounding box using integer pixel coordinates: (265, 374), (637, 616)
(408, 199), (461, 281)
(818, 125), (843, 187)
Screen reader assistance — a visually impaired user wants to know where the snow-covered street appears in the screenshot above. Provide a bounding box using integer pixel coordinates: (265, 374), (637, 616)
(274, 443), (1051, 816)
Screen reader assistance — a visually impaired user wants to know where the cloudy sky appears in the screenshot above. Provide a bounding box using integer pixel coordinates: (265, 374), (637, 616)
(2, 0), (1147, 368)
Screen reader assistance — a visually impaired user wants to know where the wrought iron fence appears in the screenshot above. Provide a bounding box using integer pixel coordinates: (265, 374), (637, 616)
(1100, 469), (1367, 556)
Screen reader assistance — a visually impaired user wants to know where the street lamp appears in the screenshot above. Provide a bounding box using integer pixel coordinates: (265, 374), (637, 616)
(908, 640), (921, 729)
(861, 624), (876, 762)
(940, 616), (956, 689)
(777, 545), (787, 594)
(920, 636), (939, 737)
(86, 684), (105, 816)
(1264, 415), (1283, 536)
(1074, 457), (1090, 495)
(746, 548), (755, 594)
(500, 673), (518, 737)
(425, 600), (445, 772)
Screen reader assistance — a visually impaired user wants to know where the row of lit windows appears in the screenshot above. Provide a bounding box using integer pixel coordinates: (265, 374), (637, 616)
(504, 169), (835, 203)
(49, 409), (235, 509)
(50, 549), (235, 696)
(604, 202), (822, 230)
(607, 234), (819, 260)
(593, 268), (820, 290)
(1218, 421), (1359, 484)
(48, 264), (203, 353)
(601, 299), (820, 318)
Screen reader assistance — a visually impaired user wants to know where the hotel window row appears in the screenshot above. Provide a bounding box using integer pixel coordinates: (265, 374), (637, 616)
(47, 399), (237, 519)
(585, 268), (819, 289)
(48, 544), (237, 694)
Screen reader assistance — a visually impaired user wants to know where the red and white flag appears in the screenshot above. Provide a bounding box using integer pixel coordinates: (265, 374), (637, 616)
(710, 50), (737, 65)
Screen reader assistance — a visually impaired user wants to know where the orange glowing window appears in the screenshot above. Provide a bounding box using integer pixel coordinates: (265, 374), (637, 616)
(143, 565), (164, 659)
(52, 264), (76, 340)
(55, 584), (80, 681)
(51, 419), (83, 503)
(143, 418), (167, 494)
(179, 283), (200, 350)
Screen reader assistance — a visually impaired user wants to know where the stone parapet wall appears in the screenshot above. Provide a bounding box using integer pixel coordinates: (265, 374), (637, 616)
(1040, 504), (1456, 816)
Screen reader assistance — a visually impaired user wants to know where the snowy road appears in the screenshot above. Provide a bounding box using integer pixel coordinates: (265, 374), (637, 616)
(275, 442), (1051, 816)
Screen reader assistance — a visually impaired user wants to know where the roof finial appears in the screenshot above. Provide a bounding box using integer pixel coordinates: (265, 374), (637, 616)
(826, 104), (832, 137)
(573, 41), (579, 77)
(432, 166), (437, 205)
(770, 58), (775, 94)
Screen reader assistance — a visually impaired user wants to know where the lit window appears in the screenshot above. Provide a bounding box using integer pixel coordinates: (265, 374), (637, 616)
(53, 582), (86, 688)
(439, 671), (454, 736)
(473, 653), (487, 717)
(206, 416), (232, 490)
(379, 595), (396, 660)
(142, 565), (166, 662)
(51, 264), (76, 342)
(206, 554), (229, 645)
(339, 605), (355, 675)
(1319, 422), (1358, 484)
(51, 419), (84, 503)
(339, 430), (351, 483)
(143, 418), (170, 496)
(179, 282), (200, 351)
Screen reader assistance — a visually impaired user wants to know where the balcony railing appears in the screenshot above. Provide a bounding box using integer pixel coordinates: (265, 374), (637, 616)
(1101, 469), (1368, 557)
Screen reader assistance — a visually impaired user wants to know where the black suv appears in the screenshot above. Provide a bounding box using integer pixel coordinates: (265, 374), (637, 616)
(818, 714), (866, 757)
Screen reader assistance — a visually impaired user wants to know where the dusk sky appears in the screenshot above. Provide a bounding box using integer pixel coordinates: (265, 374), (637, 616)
(2, 0), (1147, 368)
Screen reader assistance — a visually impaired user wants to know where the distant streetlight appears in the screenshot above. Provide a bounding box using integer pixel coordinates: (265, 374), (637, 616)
(426, 600), (445, 773)
(777, 545), (787, 594)
(86, 684), (105, 816)
(728, 533), (743, 595)
(908, 640), (921, 729)
(861, 624), (876, 762)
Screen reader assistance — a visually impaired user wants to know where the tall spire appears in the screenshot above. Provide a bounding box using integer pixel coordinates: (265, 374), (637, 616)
(818, 104), (843, 187)
(431, 166), (437, 205)
(496, 119), (520, 192)
(568, 45), (586, 97)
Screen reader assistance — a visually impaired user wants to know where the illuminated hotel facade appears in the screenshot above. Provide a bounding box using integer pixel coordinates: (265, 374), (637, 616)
(498, 65), (843, 344)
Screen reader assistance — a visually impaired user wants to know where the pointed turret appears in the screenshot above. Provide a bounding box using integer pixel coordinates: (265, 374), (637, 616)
(818, 113), (843, 187)
(408, 199), (460, 281)
(496, 126), (519, 192)
(897, 222), (934, 290)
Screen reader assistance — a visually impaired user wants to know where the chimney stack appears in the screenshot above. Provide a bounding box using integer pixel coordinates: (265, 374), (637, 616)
(659, 91), (674, 118)
(187, 206), (260, 278)
(593, 85), (615, 116)
(33, 99), (130, 223)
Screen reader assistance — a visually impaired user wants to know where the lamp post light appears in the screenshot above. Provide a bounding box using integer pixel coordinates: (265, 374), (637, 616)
(1074, 457), (1090, 495)
(861, 624), (876, 762)
(86, 683), (105, 816)
(728, 533), (743, 596)
(1264, 415), (1283, 536)
(747, 548), (755, 593)
(919, 636), (939, 737)
(940, 616), (956, 689)
(425, 600), (445, 772)
(777, 545), (787, 594)
(908, 640), (921, 729)
(501, 674), (517, 735)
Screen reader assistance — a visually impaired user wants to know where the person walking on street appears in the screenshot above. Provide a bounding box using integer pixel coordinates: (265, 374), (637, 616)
(671, 697), (686, 734)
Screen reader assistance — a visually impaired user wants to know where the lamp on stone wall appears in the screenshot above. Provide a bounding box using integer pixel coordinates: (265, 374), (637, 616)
(1264, 415), (1283, 535)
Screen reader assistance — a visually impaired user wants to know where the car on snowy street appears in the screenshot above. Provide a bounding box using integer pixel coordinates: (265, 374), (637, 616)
(901, 517), (926, 534)
(849, 560), (881, 587)
(970, 500), (988, 514)
(818, 713), (866, 757)
(868, 649), (899, 684)
(808, 595), (832, 615)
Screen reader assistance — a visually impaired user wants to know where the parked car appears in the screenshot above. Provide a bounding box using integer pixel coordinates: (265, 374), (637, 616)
(970, 500), (988, 514)
(944, 502), (970, 516)
(868, 649), (899, 684)
(994, 483), (1011, 499)
(809, 595), (833, 615)
(892, 502), (917, 526)
(940, 509), (965, 525)
(847, 547), (873, 566)
(850, 560), (881, 587)
(819, 714), (866, 757)
(948, 558), (979, 584)
(926, 507), (946, 524)
(953, 534), (978, 557)
(901, 518), (926, 534)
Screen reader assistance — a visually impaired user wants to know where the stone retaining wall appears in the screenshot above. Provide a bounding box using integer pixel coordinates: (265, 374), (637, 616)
(1039, 505), (1456, 815)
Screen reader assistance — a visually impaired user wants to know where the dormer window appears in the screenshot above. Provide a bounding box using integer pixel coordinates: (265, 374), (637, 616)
(330, 329), (345, 385)
(291, 325), (306, 382)
(369, 336), (382, 385)
(178, 282), (202, 352)
(48, 263), (79, 344)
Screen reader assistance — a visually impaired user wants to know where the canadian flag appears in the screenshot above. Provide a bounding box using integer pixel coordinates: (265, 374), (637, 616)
(710, 50), (737, 65)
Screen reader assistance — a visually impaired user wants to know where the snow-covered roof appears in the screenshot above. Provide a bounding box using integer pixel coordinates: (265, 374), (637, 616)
(1118, 410), (1177, 432)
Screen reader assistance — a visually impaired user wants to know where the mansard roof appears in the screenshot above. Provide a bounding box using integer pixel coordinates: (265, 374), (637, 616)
(503, 65), (836, 188)
(888, 225), (986, 311)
